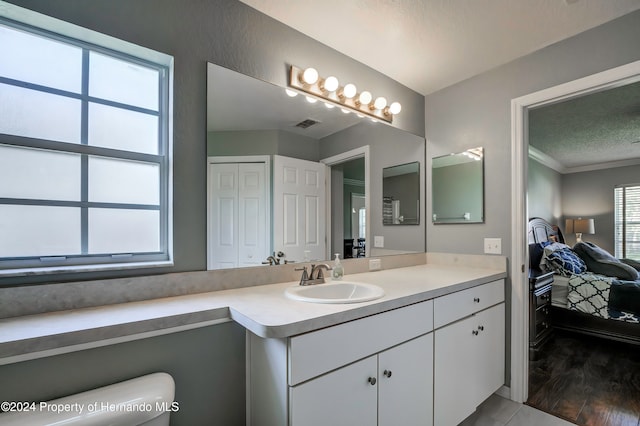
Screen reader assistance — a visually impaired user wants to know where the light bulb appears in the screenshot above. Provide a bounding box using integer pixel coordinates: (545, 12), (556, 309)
(301, 67), (319, 85)
(341, 83), (357, 99)
(305, 96), (317, 103)
(373, 97), (387, 110)
(285, 88), (298, 97)
(388, 101), (402, 115)
(358, 91), (372, 105)
(322, 76), (339, 92)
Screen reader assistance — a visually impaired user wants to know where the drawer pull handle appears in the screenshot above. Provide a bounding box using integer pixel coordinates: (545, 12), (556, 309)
(368, 377), (377, 385)
(472, 330), (479, 336)
(473, 297), (480, 303)
(383, 370), (392, 378)
(478, 325), (484, 331)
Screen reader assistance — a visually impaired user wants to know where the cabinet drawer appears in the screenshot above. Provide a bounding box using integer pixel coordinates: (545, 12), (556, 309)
(535, 290), (551, 309)
(288, 300), (433, 386)
(433, 280), (504, 329)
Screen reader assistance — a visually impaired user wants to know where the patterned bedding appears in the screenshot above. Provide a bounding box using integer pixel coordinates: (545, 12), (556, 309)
(567, 273), (640, 323)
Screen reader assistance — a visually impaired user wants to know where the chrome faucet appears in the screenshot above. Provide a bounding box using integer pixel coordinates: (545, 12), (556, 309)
(262, 255), (279, 266)
(262, 251), (286, 266)
(296, 263), (332, 286)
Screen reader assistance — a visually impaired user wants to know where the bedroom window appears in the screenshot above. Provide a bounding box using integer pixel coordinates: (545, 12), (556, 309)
(0, 17), (173, 275)
(614, 184), (640, 260)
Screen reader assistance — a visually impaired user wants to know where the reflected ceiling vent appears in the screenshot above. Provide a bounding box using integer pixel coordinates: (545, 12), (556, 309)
(295, 118), (320, 129)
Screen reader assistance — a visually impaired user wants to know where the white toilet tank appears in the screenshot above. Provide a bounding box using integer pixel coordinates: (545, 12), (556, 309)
(0, 372), (175, 426)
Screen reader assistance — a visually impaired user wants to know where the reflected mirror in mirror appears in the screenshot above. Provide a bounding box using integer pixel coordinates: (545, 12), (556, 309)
(383, 162), (420, 225)
(432, 147), (484, 224)
(206, 63), (425, 269)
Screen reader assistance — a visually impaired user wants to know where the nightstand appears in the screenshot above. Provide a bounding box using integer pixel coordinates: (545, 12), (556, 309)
(529, 270), (554, 360)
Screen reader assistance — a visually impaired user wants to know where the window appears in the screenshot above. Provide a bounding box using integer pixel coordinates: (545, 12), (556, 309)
(614, 184), (640, 260)
(0, 17), (172, 274)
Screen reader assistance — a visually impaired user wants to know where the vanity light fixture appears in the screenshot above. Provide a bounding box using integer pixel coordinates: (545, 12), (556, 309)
(288, 65), (402, 123)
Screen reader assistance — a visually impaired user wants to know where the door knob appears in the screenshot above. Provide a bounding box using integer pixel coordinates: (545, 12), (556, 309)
(368, 377), (377, 385)
(472, 330), (479, 336)
(383, 370), (392, 378)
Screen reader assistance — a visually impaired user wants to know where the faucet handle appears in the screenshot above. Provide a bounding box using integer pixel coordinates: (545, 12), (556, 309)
(294, 266), (309, 285)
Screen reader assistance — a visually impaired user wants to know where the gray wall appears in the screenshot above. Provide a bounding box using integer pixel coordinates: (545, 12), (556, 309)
(528, 159), (637, 258)
(321, 122), (426, 253)
(528, 158), (562, 224)
(561, 165), (639, 253)
(0, 322), (246, 426)
(425, 10), (640, 386)
(207, 129), (319, 161)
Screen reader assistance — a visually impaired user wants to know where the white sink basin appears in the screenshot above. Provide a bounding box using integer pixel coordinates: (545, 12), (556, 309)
(285, 281), (385, 304)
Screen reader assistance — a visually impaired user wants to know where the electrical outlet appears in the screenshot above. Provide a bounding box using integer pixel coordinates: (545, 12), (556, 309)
(374, 236), (384, 248)
(484, 238), (502, 254)
(369, 258), (382, 271)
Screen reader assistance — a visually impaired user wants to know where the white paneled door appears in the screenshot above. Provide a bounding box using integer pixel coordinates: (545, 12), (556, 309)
(273, 155), (326, 263)
(208, 161), (269, 269)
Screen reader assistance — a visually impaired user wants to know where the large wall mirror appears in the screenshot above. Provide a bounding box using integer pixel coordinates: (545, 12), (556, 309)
(432, 147), (484, 224)
(383, 162), (420, 225)
(207, 63), (425, 269)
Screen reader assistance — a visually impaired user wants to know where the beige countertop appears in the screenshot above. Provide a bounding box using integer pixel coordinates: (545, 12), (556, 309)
(0, 262), (506, 365)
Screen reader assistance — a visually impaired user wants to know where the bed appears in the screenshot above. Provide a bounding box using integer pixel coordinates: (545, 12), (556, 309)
(528, 217), (640, 345)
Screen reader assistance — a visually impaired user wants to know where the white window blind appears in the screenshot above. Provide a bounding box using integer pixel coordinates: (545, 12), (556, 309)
(614, 184), (640, 260)
(0, 18), (172, 275)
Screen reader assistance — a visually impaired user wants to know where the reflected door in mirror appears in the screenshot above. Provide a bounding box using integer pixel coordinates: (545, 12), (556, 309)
(207, 161), (269, 269)
(273, 155), (326, 263)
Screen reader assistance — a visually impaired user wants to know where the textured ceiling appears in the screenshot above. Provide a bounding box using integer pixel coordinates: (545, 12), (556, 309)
(529, 80), (640, 170)
(239, 0), (640, 95)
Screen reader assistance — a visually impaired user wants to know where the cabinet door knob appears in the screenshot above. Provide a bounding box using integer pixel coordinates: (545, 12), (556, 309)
(472, 330), (479, 336)
(473, 297), (480, 303)
(383, 370), (392, 378)
(368, 377), (377, 385)
(478, 325), (484, 331)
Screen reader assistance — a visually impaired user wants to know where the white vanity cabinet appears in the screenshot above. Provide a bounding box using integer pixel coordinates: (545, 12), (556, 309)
(248, 300), (434, 426)
(290, 333), (433, 426)
(433, 280), (505, 426)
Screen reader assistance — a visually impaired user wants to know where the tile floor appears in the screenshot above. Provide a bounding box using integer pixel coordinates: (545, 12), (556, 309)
(460, 394), (574, 426)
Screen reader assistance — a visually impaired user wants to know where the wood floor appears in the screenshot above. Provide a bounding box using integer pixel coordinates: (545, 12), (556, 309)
(528, 330), (640, 426)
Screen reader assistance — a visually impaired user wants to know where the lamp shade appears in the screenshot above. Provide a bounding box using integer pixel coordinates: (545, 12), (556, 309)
(565, 218), (595, 234)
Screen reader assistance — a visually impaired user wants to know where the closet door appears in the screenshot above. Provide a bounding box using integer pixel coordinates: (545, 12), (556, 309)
(208, 161), (269, 269)
(209, 163), (239, 269)
(238, 163), (268, 267)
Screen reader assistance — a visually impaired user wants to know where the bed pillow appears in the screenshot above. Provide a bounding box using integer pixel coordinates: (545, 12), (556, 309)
(621, 258), (640, 271)
(573, 242), (640, 281)
(545, 247), (587, 277)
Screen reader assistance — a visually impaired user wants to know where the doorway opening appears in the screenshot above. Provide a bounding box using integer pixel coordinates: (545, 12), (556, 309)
(321, 146), (370, 261)
(510, 60), (640, 404)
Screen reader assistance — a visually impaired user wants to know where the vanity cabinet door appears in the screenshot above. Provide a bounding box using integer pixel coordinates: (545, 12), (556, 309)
(434, 314), (477, 426)
(434, 303), (505, 426)
(289, 355), (377, 426)
(378, 333), (433, 426)
(475, 303), (505, 403)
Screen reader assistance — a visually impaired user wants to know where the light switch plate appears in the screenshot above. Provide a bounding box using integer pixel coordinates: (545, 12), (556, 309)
(369, 259), (382, 271)
(484, 238), (502, 254)
(374, 236), (384, 248)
